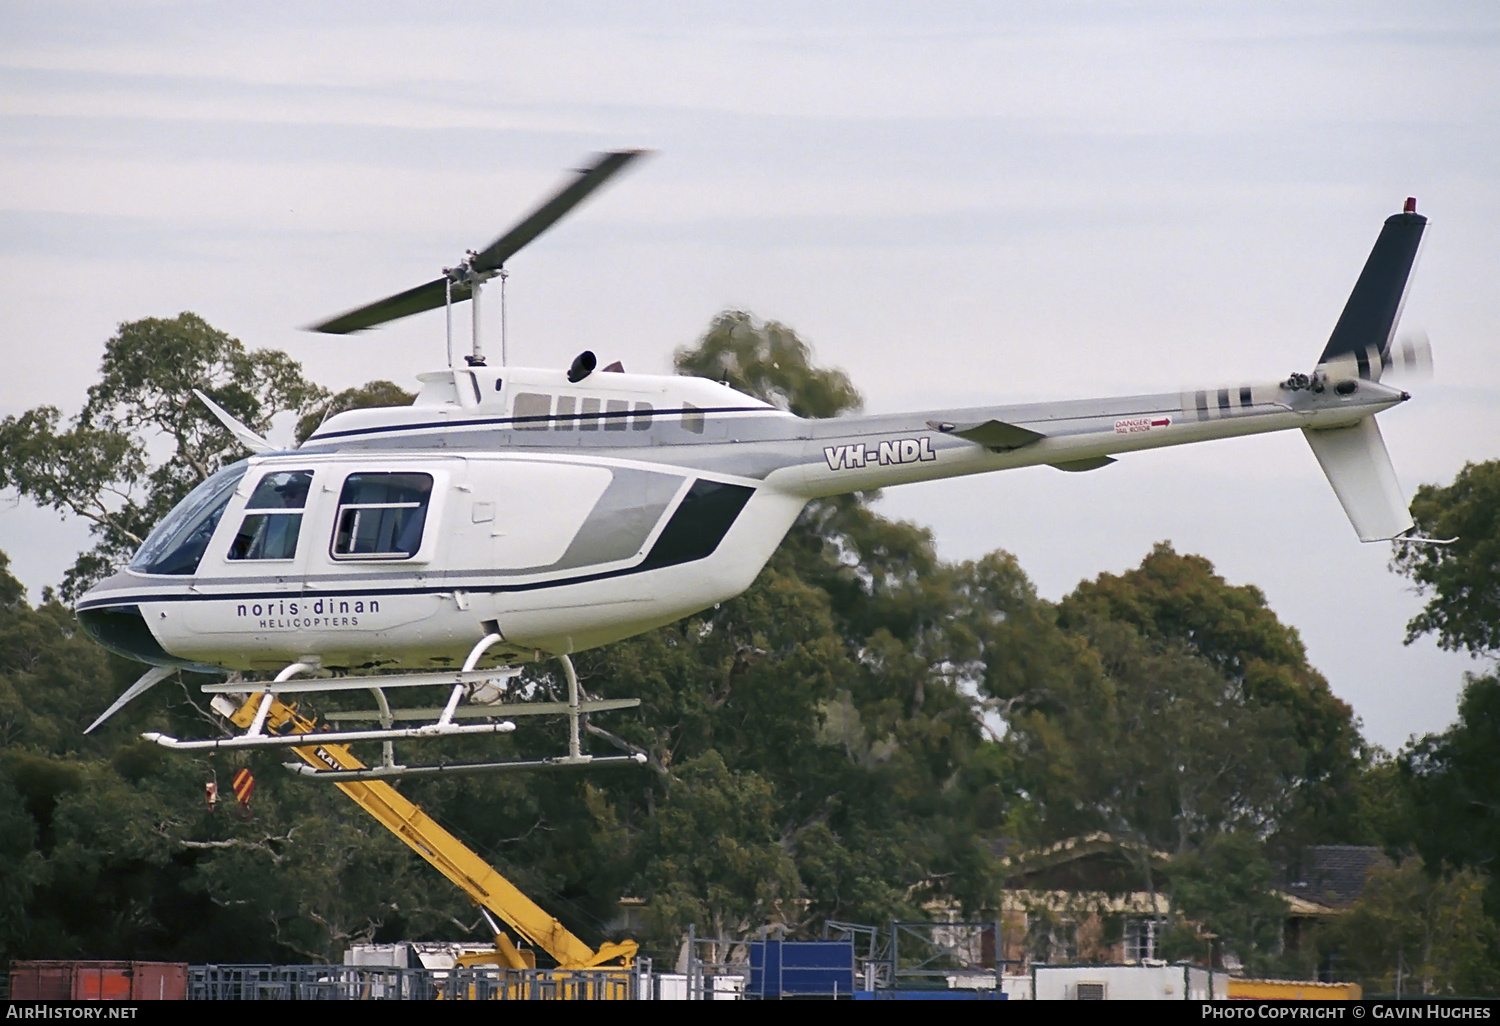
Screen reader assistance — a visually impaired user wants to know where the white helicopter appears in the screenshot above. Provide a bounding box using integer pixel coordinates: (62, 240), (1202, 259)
(76, 150), (1439, 779)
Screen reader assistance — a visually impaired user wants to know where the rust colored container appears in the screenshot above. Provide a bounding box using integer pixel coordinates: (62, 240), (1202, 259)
(9, 960), (187, 1000)
(8, 961), (73, 1000)
(125, 962), (187, 1000)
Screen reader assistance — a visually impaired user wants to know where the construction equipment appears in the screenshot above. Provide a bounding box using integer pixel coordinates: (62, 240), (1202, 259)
(221, 692), (637, 974)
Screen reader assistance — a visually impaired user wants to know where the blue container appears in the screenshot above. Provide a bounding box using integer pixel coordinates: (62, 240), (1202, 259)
(749, 940), (855, 998)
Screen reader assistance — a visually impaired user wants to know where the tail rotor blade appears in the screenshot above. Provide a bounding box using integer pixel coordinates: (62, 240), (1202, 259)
(1385, 331), (1433, 381)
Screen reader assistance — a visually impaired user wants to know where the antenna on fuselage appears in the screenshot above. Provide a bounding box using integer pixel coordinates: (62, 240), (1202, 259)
(499, 266), (508, 368)
(307, 150), (649, 370)
(444, 278), (453, 369)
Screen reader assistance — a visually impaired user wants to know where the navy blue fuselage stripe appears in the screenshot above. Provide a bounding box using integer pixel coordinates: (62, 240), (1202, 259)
(307, 405), (774, 442)
(79, 559), (674, 608)
(83, 561), (659, 609)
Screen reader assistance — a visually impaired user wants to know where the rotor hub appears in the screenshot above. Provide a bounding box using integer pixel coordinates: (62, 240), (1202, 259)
(444, 253), (499, 289)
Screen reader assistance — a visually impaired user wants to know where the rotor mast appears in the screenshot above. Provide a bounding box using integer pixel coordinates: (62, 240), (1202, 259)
(445, 250), (498, 367)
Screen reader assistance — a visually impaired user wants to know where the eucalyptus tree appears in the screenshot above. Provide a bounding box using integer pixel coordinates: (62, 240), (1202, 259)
(0, 314), (327, 600)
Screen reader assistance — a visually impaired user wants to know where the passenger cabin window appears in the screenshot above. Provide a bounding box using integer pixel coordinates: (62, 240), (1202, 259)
(681, 402), (704, 434)
(633, 402), (653, 430)
(513, 392), (551, 430)
(556, 395), (577, 430)
(604, 399), (629, 431)
(229, 470), (312, 561)
(579, 397), (600, 431)
(332, 473), (433, 559)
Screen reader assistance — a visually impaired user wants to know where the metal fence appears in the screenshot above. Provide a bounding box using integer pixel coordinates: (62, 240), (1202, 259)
(187, 964), (635, 1000)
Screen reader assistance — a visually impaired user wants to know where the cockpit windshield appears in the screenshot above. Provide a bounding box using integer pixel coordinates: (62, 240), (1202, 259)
(129, 461), (249, 575)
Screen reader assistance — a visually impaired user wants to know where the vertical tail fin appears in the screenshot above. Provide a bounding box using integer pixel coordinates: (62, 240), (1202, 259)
(1316, 200), (1427, 382)
(1304, 419), (1412, 542)
(1305, 201), (1426, 541)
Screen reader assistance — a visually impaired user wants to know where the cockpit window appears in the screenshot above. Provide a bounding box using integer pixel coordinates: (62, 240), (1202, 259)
(229, 470), (312, 561)
(247, 469), (312, 509)
(331, 473), (433, 559)
(129, 461), (249, 575)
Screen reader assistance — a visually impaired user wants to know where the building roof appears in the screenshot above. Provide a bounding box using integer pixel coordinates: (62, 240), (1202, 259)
(1281, 846), (1390, 910)
(993, 835), (1387, 918)
(1002, 889), (1170, 915)
(999, 833), (1172, 896)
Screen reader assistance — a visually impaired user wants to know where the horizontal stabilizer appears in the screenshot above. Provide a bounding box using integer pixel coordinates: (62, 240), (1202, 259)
(1050, 457), (1117, 473)
(950, 419), (1045, 451)
(1303, 417), (1413, 542)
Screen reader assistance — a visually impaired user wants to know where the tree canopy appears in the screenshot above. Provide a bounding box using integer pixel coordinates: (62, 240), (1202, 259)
(1397, 673), (1500, 918)
(0, 314), (328, 600)
(1394, 461), (1500, 656)
(1058, 545), (1366, 850)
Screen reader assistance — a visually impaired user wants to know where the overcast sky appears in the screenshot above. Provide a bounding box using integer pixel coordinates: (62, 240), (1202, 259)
(1, 2), (1496, 750)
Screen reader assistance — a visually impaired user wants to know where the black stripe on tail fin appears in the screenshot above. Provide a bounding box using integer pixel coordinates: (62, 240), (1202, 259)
(1317, 202), (1427, 371)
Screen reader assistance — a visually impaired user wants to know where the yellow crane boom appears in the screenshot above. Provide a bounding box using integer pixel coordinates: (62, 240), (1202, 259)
(229, 694), (637, 971)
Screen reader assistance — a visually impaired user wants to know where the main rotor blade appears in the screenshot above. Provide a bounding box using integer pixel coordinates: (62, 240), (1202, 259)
(307, 149), (645, 335)
(470, 149), (647, 273)
(309, 277), (472, 335)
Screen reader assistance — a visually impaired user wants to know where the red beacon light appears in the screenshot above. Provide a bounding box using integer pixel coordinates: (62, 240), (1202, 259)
(1404, 197), (1417, 213)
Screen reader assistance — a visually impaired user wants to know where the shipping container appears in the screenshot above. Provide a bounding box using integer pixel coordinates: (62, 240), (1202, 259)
(1228, 978), (1361, 1000)
(8, 960), (188, 1000)
(749, 940), (855, 998)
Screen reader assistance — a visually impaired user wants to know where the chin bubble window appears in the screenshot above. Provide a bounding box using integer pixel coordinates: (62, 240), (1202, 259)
(332, 473), (434, 559)
(228, 470), (313, 561)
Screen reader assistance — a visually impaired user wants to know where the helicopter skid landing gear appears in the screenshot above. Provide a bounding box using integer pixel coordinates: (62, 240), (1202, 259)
(142, 649), (645, 781)
(283, 751), (648, 782)
(281, 652), (646, 782)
